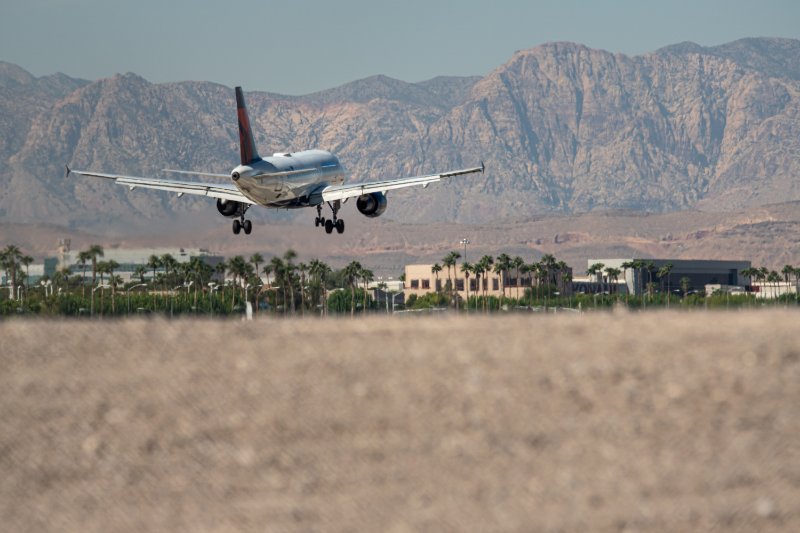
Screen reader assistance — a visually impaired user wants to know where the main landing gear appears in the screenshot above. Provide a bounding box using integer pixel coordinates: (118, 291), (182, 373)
(315, 202), (344, 235)
(232, 217), (252, 235)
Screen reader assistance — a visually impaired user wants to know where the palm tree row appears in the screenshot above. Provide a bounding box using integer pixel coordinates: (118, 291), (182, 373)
(3, 239), (800, 316)
(435, 250), (575, 312)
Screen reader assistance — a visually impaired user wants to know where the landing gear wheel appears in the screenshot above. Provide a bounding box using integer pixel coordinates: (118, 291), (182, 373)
(232, 219), (241, 235)
(324, 219), (334, 234)
(243, 220), (252, 234)
(335, 219), (345, 234)
(315, 217), (321, 227)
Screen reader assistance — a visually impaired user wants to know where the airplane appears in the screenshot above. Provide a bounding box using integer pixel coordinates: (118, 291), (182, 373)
(66, 86), (484, 235)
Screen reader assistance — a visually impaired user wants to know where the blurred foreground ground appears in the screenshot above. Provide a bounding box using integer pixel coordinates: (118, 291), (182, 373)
(2, 311), (799, 532)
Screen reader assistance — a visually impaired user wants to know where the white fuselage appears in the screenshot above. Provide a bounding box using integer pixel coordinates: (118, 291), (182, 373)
(231, 149), (345, 208)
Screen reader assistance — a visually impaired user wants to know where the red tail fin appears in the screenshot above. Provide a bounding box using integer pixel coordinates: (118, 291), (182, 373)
(235, 86), (261, 165)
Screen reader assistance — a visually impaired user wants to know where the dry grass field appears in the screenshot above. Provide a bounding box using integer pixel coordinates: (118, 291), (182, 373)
(2, 311), (799, 532)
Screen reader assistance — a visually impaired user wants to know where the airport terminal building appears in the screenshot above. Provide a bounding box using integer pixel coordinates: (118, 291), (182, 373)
(588, 258), (752, 296)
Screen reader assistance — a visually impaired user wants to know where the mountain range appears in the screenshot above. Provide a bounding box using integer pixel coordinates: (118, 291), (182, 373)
(1, 37), (799, 232)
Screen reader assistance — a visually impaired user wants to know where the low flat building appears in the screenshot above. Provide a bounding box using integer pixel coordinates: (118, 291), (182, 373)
(404, 264), (503, 301)
(588, 258), (752, 296)
(403, 263), (571, 301)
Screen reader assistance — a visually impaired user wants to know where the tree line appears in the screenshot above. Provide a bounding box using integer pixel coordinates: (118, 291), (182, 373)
(0, 244), (384, 318)
(1, 243), (798, 317)
(415, 251), (800, 312)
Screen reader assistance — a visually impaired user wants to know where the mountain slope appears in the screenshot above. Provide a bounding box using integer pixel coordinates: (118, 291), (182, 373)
(1, 38), (799, 230)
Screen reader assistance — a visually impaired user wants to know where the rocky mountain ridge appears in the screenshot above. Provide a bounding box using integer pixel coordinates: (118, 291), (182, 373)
(1, 38), (799, 231)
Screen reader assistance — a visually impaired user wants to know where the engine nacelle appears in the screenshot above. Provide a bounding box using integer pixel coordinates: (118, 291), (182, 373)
(216, 198), (247, 218)
(356, 192), (387, 218)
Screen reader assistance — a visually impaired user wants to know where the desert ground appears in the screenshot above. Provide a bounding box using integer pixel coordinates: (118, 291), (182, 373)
(2, 311), (799, 532)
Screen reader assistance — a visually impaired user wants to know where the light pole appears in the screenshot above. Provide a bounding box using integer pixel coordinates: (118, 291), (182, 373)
(208, 282), (219, 318)
(92, 285), (108, 317)
(40, 280), (53, 297)
(170, 285), (185, 318)
(244, 283), (253, 315)
(460, 238), (469, 265)
(126, 283), (147, 315)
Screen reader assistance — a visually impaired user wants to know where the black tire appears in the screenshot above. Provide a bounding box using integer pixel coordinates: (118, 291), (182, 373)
(315, 217), (320, 227)
(232, 219), (241, 235)
(324, 219), (334, 234)
(336, 219), (345, 234)
(243, 220), (252, 234)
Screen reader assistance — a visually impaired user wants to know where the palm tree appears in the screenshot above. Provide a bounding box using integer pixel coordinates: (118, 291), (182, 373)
(680, 276), (691, 299)
(268, 256), (286, 314)
(160, 254), (178, 289)
(343, 260), (363, 317)
(147, 254), (161, 310)
(472, 261), (485, 311)
(250, 253), (264, 284)
(185, 256), (209, 309)
(782, 264), (794, 284)
(527, 262), (541, 304)
(360, 267), (374, 313)
(283, 250), (298, 314)
(478, 255), (494, 312)
(460, 262), (473, 310)
(96, 260), (111, 316)
(104, 259), (120, 314)
(620, 260), (634, 303)
(767, 270), (781, 300)
(556, 261), (569, 294)
(53, 266), (72, 294)
(645, 261), (657, 300)
(227, 256), (249, 311)
(494, 253), (512, 300)
(540, 254), (557, 287)
(657, 263), (674, 306)
(84, 244), (104, 316)
(442, 251), (460, 307)
(308, 259), (332, 316)
(740, 267), (759, 304)
(587, 263), (605, 294)
(20, 255), (33, 294)
(77, 250), (91, 298)
(1, 245), (22, 300)
(605, 267), (622, 297)
(132, 264), (147, 284)
(297, 262), (308, 315)
(512, 256), (525, 300)
(431, 263), (442, 293)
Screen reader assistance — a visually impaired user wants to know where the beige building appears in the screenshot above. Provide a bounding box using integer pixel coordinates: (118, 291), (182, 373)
(403, 264), (522, 301)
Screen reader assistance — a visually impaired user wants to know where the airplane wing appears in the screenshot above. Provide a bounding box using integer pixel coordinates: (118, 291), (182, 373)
(320, 162), (484, 203)
(65, 166), (255, 204)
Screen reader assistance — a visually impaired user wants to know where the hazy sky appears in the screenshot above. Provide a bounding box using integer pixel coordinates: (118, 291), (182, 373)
(2, 0), (798, 95)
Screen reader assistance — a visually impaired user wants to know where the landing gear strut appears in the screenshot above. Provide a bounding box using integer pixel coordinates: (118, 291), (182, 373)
(319, 201), (344, 234)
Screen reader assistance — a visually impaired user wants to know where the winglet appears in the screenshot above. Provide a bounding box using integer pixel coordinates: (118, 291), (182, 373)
(480, 161), (485, 173)
(65, 165), (71, 178)
(235, 86), (262, 166)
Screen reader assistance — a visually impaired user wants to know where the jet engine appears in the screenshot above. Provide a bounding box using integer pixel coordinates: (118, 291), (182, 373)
(216, 198), (247, 218)
(356, 192), (387, 218)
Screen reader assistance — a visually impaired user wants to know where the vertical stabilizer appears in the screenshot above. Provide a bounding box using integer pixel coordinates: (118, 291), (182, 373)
(235, 86), (262, 165)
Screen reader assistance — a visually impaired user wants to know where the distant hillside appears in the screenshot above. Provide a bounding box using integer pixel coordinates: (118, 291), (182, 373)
(1, 38), (799, 231)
